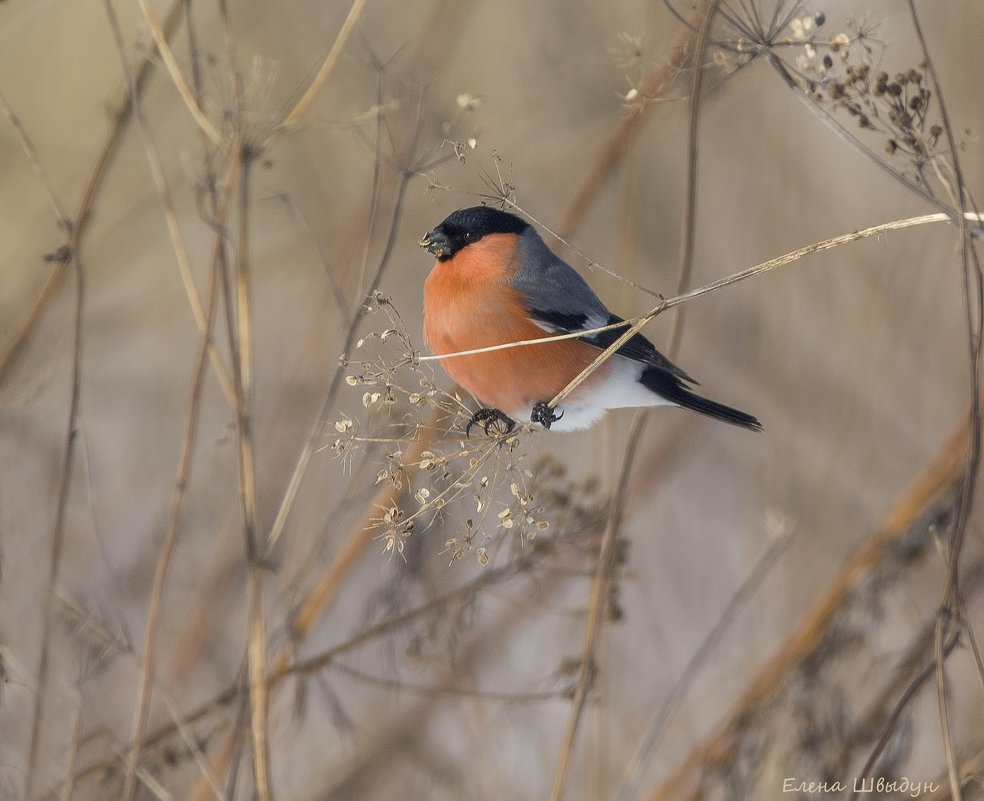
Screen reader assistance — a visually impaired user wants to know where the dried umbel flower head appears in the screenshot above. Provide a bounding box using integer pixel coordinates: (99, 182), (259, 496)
(331, 294), (567, 567)
(695, 3), (959, 214)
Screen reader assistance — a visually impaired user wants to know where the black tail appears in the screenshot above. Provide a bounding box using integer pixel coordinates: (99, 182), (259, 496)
(641, 366), (762, 431)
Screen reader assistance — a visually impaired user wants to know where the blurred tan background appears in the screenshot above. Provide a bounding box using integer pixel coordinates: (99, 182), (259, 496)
(2, 1), (984, 799)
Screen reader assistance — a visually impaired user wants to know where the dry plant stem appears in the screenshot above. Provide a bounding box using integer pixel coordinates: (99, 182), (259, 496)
(301, 513), (575, 792)
(24, 252), (84, 801)
(0, 90), (70, 226)
(266, 168), (415, 554)
(20, 5), (185, 792)
(668, 0), (719, 356)
(848, 610), (971, 801)
(135, 0), (224, 144)
(152, 681), (229, 801)
(60, 707), (83, 801)
(100, 2), (238, 796)
(647, 404), (977, 801)
(119, 161), (238, 801)
(319, 564), (574, 798)
(0, 266), (66, 388)
(908, 5), (982, 798)
(549, 411), (646, 801)
(958, 592), (984, 697)
(230, 150), (273, 801)
(328, 659), (568, 702)
(0, 0), (185, 385)
(0, 90), (71, 390)
(191, 19), (410, 800)
(270, 0), (366, 135)
(264, 64), (430, 560)
(354, 57), (387, 304)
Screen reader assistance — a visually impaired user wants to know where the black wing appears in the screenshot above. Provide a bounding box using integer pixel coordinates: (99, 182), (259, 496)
(527, 307), (696, 384)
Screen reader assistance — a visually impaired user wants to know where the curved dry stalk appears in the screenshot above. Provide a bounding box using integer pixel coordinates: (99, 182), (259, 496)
(51, 537), (549, 799)
(264, 82), (414, 554)
(134, 0), (225, 144)
(0, 265), (67, 387)
(414, 317), (641, 363)
(848, 609), (970, 801)
(106, 0), (237, 406)
(270, 0), (367, 135)
(186, 35), (426, 801)
(101, 2), (243, 795)
(328, 658), (570, 702)
(60, 710), (83, 801)
(18, 5), (189, 797)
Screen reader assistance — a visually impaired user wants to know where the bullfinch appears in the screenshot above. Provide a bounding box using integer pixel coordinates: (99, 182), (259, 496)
(420, 206), (761, 435)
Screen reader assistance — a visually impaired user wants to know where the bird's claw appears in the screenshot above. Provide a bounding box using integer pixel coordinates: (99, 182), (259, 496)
(465, 407), (516, 437)
(531, 402), (563, 429)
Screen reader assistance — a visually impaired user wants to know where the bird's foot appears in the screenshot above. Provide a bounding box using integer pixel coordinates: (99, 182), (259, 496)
(530, 402), (563, 430)
(465, 407), (516, 437)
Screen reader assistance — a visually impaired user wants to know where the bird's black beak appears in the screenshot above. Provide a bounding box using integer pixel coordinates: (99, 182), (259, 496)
(419, 228), (451, 259)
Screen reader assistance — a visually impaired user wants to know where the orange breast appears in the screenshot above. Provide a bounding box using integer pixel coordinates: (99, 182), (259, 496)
(423, 233), (602, 414)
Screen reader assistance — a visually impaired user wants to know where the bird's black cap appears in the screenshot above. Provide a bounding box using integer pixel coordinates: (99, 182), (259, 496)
(419, 206), (529, 261)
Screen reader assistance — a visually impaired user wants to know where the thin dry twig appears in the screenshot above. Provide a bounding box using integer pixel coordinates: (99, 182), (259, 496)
(134, 0), (225, 144)
(905, 2), (984, 796)
(0, 1), (185, 385)
(847, 606), (972, 801)
(0, 90), (71, 228)
(271, 0), (366, 135)
(118, 156), (238, 801)
(104, 3), (239, 406)
(13, 9), (186, 794)
(265, 125), (422, 554)
(100, 1), (242, 795)
(228, 146), (273, 801)
(183, 20), (427, 801)
(667, 0), (721, 356)
(287, 411), (439, 642)
(548, 410), (645, 801)
(23, 230), (84, 801)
